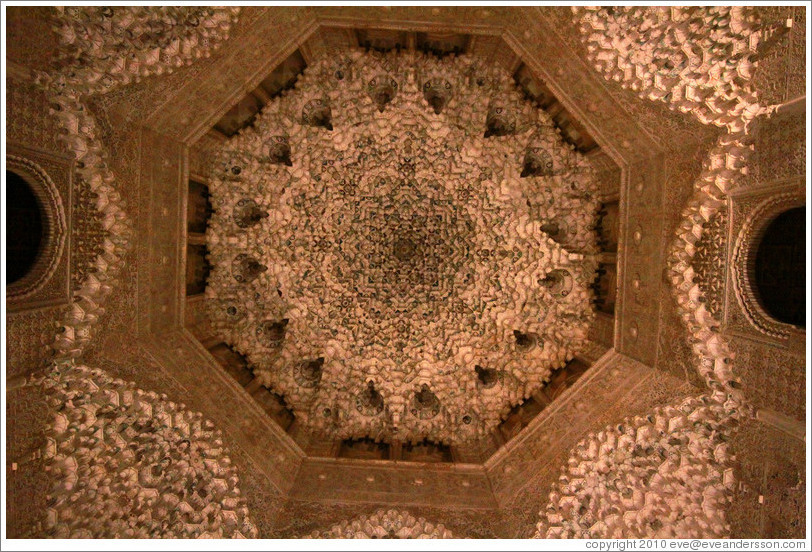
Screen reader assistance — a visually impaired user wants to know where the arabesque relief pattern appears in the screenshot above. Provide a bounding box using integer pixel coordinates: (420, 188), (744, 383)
(691, 207), (728, 321)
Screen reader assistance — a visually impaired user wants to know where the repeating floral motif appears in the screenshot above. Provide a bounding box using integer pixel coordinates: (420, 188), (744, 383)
(39, 362), (258, 538)
(70, 172), (109, 290)
(303, 509), (454, 539)
(206, 50), (599, 445)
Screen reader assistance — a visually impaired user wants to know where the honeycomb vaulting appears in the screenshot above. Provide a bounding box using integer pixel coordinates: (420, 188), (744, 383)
(205, 50), (599, 445)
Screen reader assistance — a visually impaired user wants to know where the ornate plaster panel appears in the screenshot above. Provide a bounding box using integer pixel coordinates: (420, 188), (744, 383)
(745, 107), (806, 190)
(5, 308), (61, 379)
(6, 74), (70, 156)
(4, 7), (62, 73)
(727, 417), (806, 538)
(750, 5), (807, 106)
(726, 334), (806, 422)
(6, 383), (52, 538)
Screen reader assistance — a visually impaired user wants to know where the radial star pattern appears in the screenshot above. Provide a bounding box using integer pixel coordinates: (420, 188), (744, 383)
(205, 50), (599, 444)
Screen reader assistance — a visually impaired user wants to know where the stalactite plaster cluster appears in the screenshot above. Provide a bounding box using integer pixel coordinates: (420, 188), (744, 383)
(40, 363), (258, 538)
(51, 6), (241, 95)
(535, 396), (735, 538)
(205, 50), (599, 445)
(304, 509), (454, 539)
(577, 6), (765, 132)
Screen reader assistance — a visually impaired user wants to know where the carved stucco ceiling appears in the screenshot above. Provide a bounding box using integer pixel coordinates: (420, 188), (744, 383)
(205, 50), (599, 445)
(9, 4), (794, 540)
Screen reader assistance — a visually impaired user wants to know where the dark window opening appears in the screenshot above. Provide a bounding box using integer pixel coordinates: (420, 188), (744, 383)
(401, 439), (453, 463)
(753, 207), (805, 327)
(596, 201), (619, 253)
(185, 244), (211, 296)
(207, 341), (296, 431)
(590, 263), (616, 315)
(513, 63), (599, 154)
(213, 49), (306, 137)
(338, 437), (390, 460)
(250, 387), (295, 431)
(187, 179), (212, 234)
(416, 32), (470, 58)
(355, 29), (409, 53)
(208, 342), (254, 387)
(6, 170), (44, 285)
(497, 357), (591, 442)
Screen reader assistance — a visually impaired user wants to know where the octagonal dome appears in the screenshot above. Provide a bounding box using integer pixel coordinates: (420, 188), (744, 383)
(202, 48), (600, 445)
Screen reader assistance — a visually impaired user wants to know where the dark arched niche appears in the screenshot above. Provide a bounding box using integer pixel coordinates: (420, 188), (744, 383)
(6, 170), (44, 285)
(753, 207), (806, 328)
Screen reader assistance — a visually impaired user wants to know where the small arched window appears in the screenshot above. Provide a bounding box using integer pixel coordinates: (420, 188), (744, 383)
(6, 170), (44, 285)
(753, 207), (806, 328)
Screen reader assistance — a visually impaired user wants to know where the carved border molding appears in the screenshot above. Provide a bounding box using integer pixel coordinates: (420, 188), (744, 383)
(289, 455), (495, 509)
